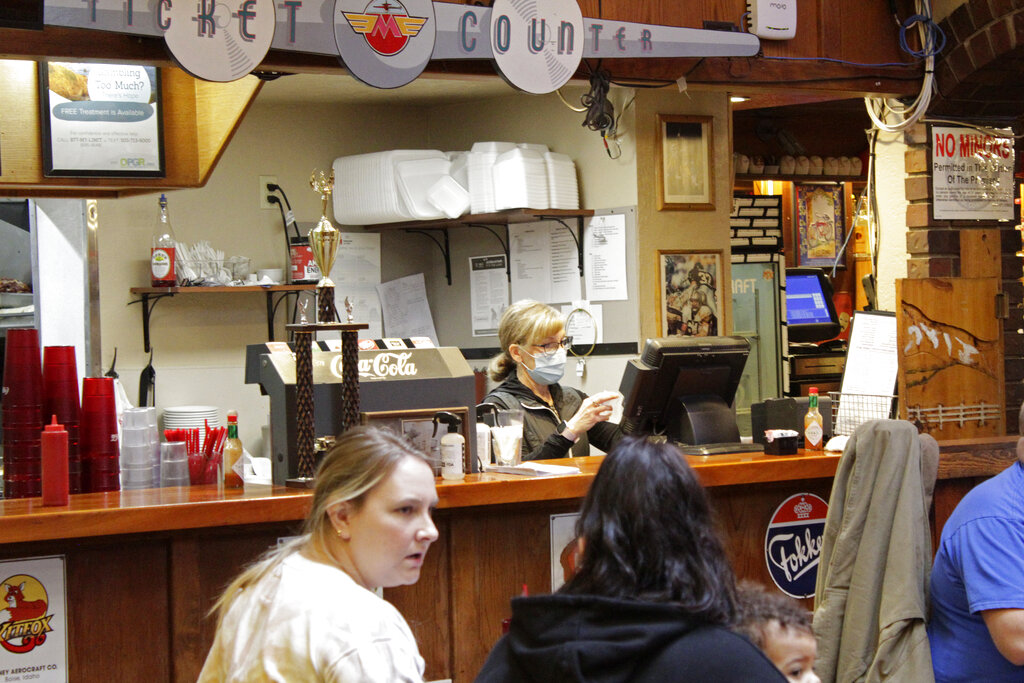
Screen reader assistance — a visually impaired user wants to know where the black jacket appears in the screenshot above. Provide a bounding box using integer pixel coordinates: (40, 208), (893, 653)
(482, 374), (621, 460)
(475, 594), (787, 682)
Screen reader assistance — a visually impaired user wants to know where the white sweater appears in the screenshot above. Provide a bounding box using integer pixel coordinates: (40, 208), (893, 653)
(198, 552), (425, 682)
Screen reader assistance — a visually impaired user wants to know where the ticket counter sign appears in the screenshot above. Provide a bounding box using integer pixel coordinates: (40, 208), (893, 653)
(764, 494), (828, 599)
(0, 555), (67, 682)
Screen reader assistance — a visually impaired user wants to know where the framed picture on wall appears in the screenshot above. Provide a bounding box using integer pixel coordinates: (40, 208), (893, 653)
(38, 61), (165, 177)
(656, 114), (714, 210)
(794, 183), (845, 268)
(658, 250), (722, 337)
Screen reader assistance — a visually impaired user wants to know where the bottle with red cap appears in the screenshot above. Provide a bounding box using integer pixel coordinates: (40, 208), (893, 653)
(804, 387), (824, 452)
(41, 415), (69, 506)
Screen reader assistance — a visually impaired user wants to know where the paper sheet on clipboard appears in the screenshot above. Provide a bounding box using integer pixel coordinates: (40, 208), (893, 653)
(835, 312), (898, 435)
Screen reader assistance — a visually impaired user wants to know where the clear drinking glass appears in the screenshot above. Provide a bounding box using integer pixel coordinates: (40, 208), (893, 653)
(491, 407), (524, 466)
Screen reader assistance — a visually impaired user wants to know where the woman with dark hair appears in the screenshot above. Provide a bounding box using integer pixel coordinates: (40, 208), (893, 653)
(475, 436), (785, 682)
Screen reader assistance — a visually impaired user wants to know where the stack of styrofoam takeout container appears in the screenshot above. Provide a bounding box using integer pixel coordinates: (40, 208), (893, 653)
(330, 143), (579, 225)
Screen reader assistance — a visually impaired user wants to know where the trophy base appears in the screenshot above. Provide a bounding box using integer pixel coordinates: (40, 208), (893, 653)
(285, 476), (317, 489)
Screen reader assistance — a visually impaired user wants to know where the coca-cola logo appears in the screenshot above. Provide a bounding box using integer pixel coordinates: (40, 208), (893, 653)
(329, 352), (419, 380)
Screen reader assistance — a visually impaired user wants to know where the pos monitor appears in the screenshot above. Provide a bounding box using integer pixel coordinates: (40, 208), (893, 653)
(785, 267), (840, 344)
(618, 336), (751, 447)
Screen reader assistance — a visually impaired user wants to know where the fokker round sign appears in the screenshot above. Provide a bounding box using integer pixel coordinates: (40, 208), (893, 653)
(764, 493), (828, 599)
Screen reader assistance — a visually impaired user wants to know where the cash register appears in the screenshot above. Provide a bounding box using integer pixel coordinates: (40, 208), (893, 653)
(786, 267), (845, 396)
(617, 335), (761, 455)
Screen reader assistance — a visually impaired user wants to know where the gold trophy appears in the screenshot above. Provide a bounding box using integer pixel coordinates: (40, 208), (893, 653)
(285, 169), (367, 487)
(309, 169), (340, 323)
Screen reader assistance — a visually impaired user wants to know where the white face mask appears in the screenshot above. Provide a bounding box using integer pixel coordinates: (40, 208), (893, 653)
(520, 347), (567, 386)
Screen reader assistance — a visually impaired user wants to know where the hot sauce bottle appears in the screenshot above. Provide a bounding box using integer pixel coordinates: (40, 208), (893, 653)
(804, 387), (824, 452)
(223, 411), (244, 488)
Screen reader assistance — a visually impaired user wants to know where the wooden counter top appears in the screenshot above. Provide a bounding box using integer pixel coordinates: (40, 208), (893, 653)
(0, 437), (1014, 545)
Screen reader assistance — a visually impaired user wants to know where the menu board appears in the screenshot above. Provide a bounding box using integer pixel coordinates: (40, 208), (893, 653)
(39, 61), (164, 177)
(835, 311), (898, 435)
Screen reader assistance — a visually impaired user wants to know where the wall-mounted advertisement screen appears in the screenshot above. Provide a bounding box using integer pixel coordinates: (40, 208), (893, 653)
(39, 61), (165, 178)
(0, 0), (43, 30)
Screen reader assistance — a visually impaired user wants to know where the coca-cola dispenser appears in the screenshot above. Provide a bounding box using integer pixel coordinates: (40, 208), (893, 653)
(247, 343), (477, 484)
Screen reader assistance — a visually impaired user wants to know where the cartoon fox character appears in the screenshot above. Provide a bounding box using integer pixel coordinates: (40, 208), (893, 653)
(3, 582), (46, 622)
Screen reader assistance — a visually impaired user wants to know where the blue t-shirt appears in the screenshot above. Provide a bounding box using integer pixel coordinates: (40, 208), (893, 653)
(928, 461), (1024, 682)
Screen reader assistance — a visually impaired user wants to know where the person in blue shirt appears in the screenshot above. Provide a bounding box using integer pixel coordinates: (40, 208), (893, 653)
(927, 407), (1024, 682)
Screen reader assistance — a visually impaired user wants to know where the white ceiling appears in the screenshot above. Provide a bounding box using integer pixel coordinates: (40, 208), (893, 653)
(254, 72), (520, 105)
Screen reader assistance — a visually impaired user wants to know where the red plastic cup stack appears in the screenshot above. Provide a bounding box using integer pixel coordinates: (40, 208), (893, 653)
(2, 328), (44, 499)
(42, 346), (82, 494)
(80, 377), (120, 492)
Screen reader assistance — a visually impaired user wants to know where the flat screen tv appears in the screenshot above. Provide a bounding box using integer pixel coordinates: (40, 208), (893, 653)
(785, 267), (840, 344)
(618, 336), (750, 445)
(0, 0), (43, 30)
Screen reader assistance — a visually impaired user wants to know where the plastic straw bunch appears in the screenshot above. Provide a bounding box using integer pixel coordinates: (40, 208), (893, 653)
(164, 420), (227, 484)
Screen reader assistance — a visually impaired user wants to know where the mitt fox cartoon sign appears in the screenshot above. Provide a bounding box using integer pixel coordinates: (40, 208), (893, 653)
(0, 557), (67, 682)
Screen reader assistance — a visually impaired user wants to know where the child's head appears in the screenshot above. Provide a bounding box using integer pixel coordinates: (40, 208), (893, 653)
(735, 581), (820, 683)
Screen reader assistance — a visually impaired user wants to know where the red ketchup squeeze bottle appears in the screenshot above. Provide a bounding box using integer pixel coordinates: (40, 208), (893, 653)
(41, 415), (70, 506)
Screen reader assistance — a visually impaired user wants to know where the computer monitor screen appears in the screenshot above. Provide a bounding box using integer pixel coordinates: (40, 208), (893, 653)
(786, 267), (840, 343)
(0, 0), (43, 29)
(618, 336), (750, 445)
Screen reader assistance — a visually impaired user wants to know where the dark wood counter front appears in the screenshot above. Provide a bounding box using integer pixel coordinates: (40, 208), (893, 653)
(0, 438), (1014, 682)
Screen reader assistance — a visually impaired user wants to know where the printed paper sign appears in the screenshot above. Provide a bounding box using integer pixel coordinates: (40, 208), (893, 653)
(0, 555), (68, 682)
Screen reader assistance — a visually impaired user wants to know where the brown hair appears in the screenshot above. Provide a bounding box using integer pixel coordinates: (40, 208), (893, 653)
(208, 426), (429, 626)
(734, 580), (813, 648)
(487, 300), (564, 382)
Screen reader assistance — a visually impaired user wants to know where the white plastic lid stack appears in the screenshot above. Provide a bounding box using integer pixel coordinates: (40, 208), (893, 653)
(332, 150), (447, 225)
(447, 152), (470, 191)
(395, 157), (452, 220)
(493, 148), (549, 211)
(518, 142), (550, 154)
(545, 152), (579, 210)
(468, 143), (517, 214)
(468, 152), (498, 214)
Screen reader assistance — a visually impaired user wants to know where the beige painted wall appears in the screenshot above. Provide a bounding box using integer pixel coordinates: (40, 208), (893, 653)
(92, 82), (665, 447)
(633, 88), (733, 340)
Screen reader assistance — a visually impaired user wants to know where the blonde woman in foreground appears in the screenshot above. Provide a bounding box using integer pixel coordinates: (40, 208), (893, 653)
(198, 426), (439, 682)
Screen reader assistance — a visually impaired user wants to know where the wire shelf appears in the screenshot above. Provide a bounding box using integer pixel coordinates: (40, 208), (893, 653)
(828, 392), (897, 436)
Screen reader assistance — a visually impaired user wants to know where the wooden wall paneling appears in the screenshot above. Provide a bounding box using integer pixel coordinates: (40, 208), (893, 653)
(160, 68), (201, 188)
(192, 76), (263, 186)
(708, 478), (834, 609)
(385, 514), (452, 682)
(961, 229), (1002, 279)
(66, 540), (171, 681)
(169, 522), (300, 683)
(448, 500), (580, 680)
(931, 478), (984, 553)
(898, 278), (1006, 438)
(0, 60), (43, 184)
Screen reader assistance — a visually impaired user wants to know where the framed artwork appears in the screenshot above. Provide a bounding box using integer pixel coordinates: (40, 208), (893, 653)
(658, 250), (722, 337)
(795, 183), (844, 268)
(656, 114), (714, 210)
(361, 406), (471, 472)
(39, 61), (165, 178)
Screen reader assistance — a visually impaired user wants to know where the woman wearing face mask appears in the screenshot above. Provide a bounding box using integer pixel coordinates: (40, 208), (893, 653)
(483, 300), (622, 461)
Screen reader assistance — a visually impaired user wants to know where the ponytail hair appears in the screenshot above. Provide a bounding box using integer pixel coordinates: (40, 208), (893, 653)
(208, 426), (429, 627)
(488, 300), (564, 382)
